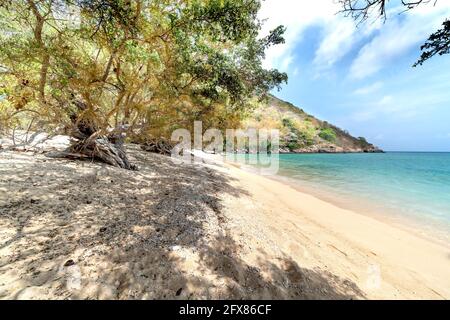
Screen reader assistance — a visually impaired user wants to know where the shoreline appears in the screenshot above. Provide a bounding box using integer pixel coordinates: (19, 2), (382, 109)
(220, 153), (450, 249)
(264, 172), (450, 249)
(1, 147), (449, 299)
(209, 155), (450, 299)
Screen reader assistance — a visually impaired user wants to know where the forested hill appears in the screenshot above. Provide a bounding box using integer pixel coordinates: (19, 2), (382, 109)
(244, 95), (383, 153)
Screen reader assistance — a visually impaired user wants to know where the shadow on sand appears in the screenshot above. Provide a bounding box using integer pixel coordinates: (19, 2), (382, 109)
(0, 146), (365, 299)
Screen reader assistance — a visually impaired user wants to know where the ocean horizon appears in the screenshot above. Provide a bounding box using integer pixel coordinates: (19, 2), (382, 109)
(235, 152), (450, 245)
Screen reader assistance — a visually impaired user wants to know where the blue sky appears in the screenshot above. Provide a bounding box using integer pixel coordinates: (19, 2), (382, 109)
(259, 0), (450, 151)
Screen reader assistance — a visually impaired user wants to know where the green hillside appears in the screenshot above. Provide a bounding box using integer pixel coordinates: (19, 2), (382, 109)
(244, 95), (382, 153)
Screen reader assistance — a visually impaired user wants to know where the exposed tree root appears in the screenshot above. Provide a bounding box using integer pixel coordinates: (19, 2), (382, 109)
(47, 135), (138, 171)
(69, 135), (138, 170)
(140, 138), (174, 156)
(48, 97), (139, 170)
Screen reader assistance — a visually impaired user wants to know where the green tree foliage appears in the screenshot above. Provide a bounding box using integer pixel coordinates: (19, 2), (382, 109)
(319, 128), (337, 143)
(0, 0), (287, 167)
(414, 19), (450, 66)
(281, 117), (313, 148)
(358, 136), (369, 146)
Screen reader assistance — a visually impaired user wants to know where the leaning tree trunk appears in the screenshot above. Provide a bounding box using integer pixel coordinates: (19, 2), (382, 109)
(69, 132), (137, 171)
(49, 98), (138, 171)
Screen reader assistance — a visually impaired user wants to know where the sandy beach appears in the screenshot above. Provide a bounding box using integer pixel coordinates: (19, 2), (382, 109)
(218, 160), (450, 299)
(0, 144), (449, 299)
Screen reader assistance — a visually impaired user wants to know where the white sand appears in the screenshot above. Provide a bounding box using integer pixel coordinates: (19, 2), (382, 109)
(216, 160), (450, 299)
(0, 143), (449, 299)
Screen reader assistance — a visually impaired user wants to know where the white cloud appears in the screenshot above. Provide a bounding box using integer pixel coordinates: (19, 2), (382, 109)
(313, 18), (357, 68)
(280, 55), (294, 72)
(258, 1), (381, 76)
(351, 95), (400, 122)
(349, 89), (449, 122)
(354, 95), (403, 121)
(259, 1), (389, 75)
(353, 81), (383, 95)
(259, 0), (450, 80)
(259, 0), (340, 70)
(349, 3), (450, 79)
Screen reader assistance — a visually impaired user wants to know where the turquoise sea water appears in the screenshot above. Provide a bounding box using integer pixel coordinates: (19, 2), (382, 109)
(235, 152), (450, 241)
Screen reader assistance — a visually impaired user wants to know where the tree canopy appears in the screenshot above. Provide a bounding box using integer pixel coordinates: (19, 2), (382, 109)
(0, 0), (287, 168)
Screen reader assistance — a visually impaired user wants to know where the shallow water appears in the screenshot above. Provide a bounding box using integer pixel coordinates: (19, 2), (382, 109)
(234, 152), (450, 243)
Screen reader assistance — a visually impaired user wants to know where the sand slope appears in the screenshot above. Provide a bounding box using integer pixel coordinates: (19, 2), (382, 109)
(217, 162), (450, 299)
(0, 145), (449, 299)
